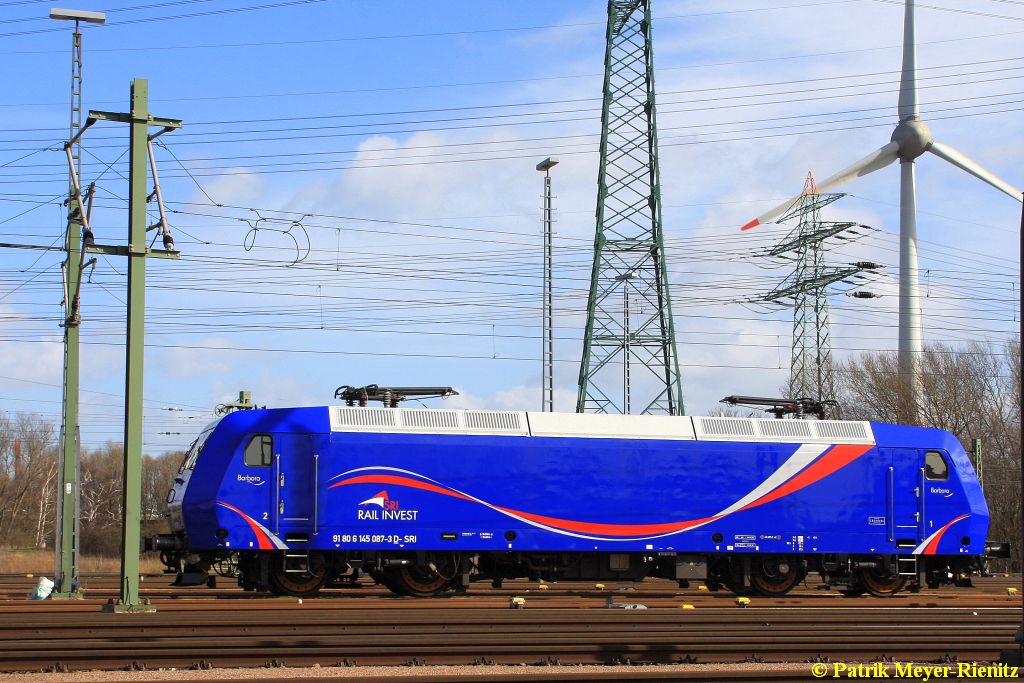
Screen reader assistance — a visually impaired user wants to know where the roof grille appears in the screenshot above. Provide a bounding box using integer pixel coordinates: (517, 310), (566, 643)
(464, 410), (526, 433)
(693, 416), (874, 444)
(331, 407), (528, 435)
(758, 419), (813, 439)
(813, 420), (872, 442)
(401, 409), (461, 430)
(697, 417), (757, 437)
(331, 407), (398, 428)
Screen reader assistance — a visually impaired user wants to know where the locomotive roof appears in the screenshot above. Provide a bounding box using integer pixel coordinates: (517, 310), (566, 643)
(327, 406), (875, 445)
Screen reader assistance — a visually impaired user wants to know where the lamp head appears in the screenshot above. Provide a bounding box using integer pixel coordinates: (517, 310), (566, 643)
(50, 8), (106, 23)
(535, 157), (559, 172)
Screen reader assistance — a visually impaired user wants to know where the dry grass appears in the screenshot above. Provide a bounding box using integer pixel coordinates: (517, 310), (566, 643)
(0, 549), (164, 575)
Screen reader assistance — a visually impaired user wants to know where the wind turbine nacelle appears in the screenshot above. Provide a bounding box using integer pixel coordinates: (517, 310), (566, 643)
(890, 119), (933, 162)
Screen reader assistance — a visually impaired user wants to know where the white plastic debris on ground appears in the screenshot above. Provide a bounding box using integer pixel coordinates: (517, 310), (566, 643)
(28, 577), (54, 600)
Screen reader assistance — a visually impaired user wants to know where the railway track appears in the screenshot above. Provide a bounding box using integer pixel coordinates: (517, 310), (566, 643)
(1, 572), (1019, 606)
(0, 574), (1018, 674)
(0, 666), (963, 683)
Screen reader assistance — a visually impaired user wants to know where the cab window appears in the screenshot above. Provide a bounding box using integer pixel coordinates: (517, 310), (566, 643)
(179, 421), (218, 473)
(244, 434), (274, 467)
(925, 451), (948, 480)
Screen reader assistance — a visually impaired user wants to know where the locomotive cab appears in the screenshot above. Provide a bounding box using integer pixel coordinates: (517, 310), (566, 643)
(154, 408), (335, 592)
(146, 419), (220, 583)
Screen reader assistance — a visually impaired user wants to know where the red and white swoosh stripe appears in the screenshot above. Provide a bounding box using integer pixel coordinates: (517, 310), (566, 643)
(912, 513), (970, 555)
(714, 444), (829, 516)
(217, 500), (288, 550)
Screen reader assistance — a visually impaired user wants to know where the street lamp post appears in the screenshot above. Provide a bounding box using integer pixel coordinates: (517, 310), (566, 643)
(49, 5), (105, 601)
(536, 157), (559, 412)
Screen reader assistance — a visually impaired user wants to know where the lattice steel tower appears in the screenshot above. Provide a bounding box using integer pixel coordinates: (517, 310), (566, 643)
(577, 0), (683, 415)
(763, 173), (871, 407)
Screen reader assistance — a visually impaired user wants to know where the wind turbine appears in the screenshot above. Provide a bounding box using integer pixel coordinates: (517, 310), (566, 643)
(740, 0), (1023, 422)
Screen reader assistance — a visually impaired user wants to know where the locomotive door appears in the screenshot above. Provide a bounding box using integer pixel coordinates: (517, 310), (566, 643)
(920, 450), (952, 538)
(888, 448), (924, 546)
(274, 433), (317, 535)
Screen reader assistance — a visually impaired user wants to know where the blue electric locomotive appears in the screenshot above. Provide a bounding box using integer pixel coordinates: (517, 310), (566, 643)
(150, 405), (1004, 597)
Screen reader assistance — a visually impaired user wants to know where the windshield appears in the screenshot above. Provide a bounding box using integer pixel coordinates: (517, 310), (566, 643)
(178, 420), (220, 473)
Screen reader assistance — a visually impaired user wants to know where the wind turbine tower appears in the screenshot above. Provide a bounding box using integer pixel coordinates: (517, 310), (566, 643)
(577, 0), (683, 415)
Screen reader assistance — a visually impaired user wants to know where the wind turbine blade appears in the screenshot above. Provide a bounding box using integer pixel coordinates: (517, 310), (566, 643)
(929, 141), (1023, 202)
(898, 0), (919, 120)
(740, 142), (900, 231)
(814, 141), (901, 194)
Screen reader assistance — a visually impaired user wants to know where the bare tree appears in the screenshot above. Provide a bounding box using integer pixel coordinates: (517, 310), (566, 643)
(0, 414), (57, 547)
(143, 453), (182, 521)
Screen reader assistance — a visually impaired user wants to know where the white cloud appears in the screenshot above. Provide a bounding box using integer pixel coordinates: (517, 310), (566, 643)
(0, 340), (63, 392)
(157, 336), (236, 381)
(188, 168), (269, 206)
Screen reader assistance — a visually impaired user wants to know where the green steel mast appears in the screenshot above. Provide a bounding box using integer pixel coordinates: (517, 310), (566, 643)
(73, 79), (181, 611)
(577, 0), (682, 415)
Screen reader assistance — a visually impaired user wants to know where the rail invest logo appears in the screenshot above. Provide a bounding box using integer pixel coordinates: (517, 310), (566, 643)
(359, 490), (397, 509)
(357, 490), (419, 520)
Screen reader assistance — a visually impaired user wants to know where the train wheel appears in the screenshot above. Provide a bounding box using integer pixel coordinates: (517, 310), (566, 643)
(385, 564), (453, 597)
(856, 567), (907, 597)
(268, 553), (329, 597)
(750, 556), (804, 596)
(384, 554), (460, 597)
(371, 571), (411, 596)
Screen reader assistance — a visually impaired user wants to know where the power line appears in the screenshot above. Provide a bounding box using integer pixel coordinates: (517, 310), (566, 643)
(0, 0), (329, 38)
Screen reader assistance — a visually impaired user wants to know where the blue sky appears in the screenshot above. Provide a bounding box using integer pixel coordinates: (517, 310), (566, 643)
(1, 0), (1022, 455)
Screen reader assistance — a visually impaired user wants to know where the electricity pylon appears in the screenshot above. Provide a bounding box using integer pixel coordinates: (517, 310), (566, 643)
(577, 0), (683, 415)
(763, 172), (877, 411)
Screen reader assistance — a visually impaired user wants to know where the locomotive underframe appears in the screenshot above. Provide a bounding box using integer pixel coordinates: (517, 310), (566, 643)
(152, 542), (987, 598)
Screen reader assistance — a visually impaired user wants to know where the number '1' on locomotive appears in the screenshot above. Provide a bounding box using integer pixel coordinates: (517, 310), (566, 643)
(149, 406), (1007, 597)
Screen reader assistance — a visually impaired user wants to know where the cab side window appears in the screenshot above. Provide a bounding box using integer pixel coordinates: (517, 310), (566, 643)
(925, 451), (948, 480)
(244, 434), (273, 467)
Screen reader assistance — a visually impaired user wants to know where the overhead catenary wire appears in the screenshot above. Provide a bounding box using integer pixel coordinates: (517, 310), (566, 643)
(3, 58), (1022, 150)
